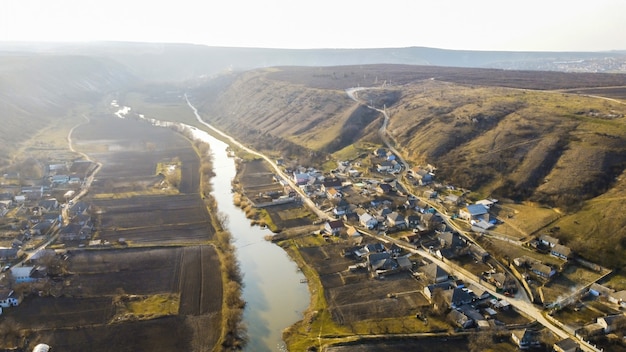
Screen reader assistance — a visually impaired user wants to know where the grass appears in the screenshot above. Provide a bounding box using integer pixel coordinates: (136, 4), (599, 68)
(111, 293), (179, 322)
(541, 264), (608, 304)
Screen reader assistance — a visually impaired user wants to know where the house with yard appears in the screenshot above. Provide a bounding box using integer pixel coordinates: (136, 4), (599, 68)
(531, 262), (556, 279)
(459, 204), (490, 222)
(324, 220), (345, 235)
(550, 244), (572, 260)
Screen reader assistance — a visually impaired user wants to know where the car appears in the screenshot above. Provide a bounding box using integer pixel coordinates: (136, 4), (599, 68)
(2, 265), (10, 272)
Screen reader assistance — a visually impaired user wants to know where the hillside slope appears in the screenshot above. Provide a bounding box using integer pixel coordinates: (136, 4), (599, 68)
(192, 64), (626, 266)
(0, 54), (136, 165)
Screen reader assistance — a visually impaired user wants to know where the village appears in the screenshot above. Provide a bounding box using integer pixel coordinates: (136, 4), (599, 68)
(238, 146), (626, 351)
(0, 159), (99, 316)
(1, 143), (626, 350)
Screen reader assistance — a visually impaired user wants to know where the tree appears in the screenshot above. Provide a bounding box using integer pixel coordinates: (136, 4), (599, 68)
(432, 288), (449, 316)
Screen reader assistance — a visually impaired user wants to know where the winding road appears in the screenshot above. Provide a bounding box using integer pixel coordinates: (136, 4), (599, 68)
(345, 86), (598, 352)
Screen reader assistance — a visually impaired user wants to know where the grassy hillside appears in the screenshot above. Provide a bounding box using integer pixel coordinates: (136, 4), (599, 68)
(192, 64), (626, 267)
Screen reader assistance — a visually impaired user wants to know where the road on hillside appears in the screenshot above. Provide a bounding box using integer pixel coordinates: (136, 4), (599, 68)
(346, 86), (597, 352)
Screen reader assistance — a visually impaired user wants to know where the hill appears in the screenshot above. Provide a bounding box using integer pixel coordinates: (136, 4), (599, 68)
(0, 53), (137, 166)
(189, 64), (626, 266)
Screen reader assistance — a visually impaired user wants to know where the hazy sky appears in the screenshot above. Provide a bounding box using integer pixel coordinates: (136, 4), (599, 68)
(1, 0), (625, 51)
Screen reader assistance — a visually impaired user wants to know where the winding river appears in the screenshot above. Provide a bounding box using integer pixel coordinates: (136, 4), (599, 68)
(115, 101), (309, 351)
(199, 125), (309, 352)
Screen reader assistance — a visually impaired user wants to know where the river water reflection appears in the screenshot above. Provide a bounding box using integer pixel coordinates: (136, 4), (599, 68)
(206, 134), (309, 351)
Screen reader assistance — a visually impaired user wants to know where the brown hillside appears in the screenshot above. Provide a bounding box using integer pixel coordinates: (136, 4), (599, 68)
(193, 64), (626, 267)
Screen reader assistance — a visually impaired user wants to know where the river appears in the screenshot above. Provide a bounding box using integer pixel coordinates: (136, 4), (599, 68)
(114, 102), (310, 351)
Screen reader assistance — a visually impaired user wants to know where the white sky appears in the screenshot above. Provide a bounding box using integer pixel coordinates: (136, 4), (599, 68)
(1, 0), (625, 51)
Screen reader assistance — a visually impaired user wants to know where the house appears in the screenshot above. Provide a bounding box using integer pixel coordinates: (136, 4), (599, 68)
(539, 234), (560, 248)
(469, 244), (490, 262)
(475, 199), (497, 208)
(443, 194), (462, 206)
(10, 266), (36, 283)
(326, 187), (342, 199)
(324, 220), (345, 235)
(422, 263), (449, 283)
(346, 226), (362, 239)
(396, 255), (413, 270)
(376, 183), (392, 195)
(321, 178), (343, 193)
(423, 282), (455, 300)
(448, 309), (473, 329)
(531, 262), (556, 279)
(0, 290), (22, 307)
(0, 248), (19, 261)
(359, 213), (378, 229)
(420, 212), (444, 230)
(511, 329), (540, 349)
(59, 223), (83, 241)
(386, 212), (406, 229)
(589, 283), (615, 298)
(376, 161), (394, 173)
(553, 337), (580, 352)
(413, 168), (433, 185)
(38, 199), (59, 212)
(513, 256), (541, 268)
(597, 314), (626, 333)
(373, 148), (386, 158)
(364, 243), (386, 253)
(459, 204), (490, 222)
(368, 252), (398, 273)
(608, 290), (626, 308)
(68, 201), (89, 217)
(444, 287), (477, 308)
(50, 174), (69, 184)
(406, 215), (420, 228)
(550, 244), (572, 260)
(293, 172), (310, 185)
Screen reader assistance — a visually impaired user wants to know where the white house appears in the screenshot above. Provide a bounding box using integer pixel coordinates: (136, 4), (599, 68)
(359, 213), (378, 229)
(0, 290), (22, 307)
(10, 266), (36, 283)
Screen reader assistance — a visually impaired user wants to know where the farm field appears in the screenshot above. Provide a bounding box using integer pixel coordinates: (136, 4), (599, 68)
(5, 113), (223, 351)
